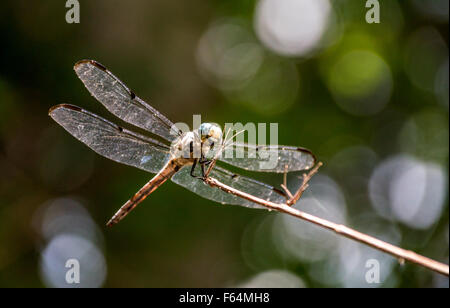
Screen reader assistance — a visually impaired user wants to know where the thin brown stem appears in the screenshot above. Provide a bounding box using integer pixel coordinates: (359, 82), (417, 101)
(285, 162), (322, 206)
(202, 163), (449, 277)
(281, 164), (295, 200)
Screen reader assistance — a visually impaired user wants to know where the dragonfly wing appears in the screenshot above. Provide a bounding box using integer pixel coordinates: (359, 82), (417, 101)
(171, 164), (287, 209)
(74, 60), (181, 141)
(219, 142), (316, 173)
(49, 104), (171, 173)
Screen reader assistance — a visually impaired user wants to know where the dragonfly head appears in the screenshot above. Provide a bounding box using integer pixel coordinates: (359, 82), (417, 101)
(199, 122), (222, 151)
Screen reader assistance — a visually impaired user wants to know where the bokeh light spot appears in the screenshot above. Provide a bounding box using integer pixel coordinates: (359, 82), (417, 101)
(327, 50), (393, 116)
(254, 0), (332, 56)
(228, 57), (300, 115)
(398, 110), (449, 163)
(369, 155), (447, 229)
(403, 27), (448, 92)
(196, 19), (264, 91)
(411, 0), (449, 23)
(308, 214), (401, 287)
(40, 234), (107, 288)
(34, 198), (107, 288)
(237, 269), (305, 288)
(434, 58), (449, 110)
(273, 175), (347, 263)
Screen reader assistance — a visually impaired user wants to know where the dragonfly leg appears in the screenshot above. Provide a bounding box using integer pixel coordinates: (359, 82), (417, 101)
(285, 162), (323, 206)
(200, 162), (206, 178)
(190, 159), (204, 180)
(198, 151), (213, 178)
(281, 164), (295, 201)
(198, 151), (211, 164)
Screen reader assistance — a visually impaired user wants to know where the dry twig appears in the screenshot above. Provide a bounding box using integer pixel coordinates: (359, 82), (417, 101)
(203, 162), (449, 277)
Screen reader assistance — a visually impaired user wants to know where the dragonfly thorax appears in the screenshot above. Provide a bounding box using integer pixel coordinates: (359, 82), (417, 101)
(170, 131), (199, 160)
(170, 123), (222, 160)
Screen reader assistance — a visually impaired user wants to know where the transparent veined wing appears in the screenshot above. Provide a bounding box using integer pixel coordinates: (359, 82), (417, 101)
(171, 164), (288, 209)
(219, 142), (316, 173)
(49, 104), (171, 173)
(74, 60), (182, 141)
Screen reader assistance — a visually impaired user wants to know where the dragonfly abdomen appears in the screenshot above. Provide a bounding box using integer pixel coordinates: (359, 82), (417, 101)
(106, 159), (183, 227)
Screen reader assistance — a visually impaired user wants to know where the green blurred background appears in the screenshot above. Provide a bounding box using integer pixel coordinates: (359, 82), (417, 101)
(0, 0), (448, 287)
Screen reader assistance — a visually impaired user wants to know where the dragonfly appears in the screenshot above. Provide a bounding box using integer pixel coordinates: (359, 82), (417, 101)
(49, 60), (316, 227)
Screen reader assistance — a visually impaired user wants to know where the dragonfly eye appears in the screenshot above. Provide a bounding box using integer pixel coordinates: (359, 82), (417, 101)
(198, 123), (210, 140)
(199, 123), (222, 144)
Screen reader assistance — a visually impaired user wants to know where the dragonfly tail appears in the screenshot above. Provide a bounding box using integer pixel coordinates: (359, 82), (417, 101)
(106, 159), (181, 227)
